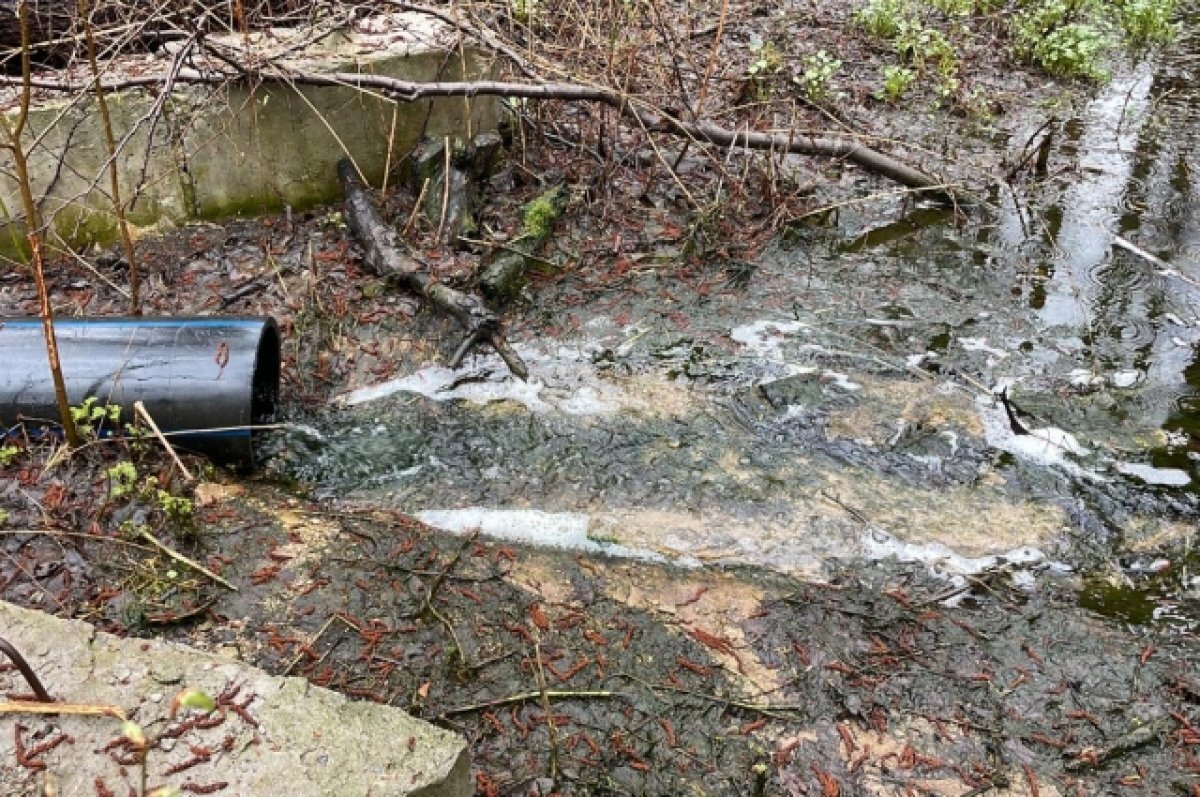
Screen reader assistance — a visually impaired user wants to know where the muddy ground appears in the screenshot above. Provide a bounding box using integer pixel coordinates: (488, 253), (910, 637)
(6, 482), (1200, 796)
(3, 1), (1200, 794)
(3, 216), (1200, 796)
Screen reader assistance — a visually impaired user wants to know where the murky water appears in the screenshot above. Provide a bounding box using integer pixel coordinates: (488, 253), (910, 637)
(267, 20), (1200, 623)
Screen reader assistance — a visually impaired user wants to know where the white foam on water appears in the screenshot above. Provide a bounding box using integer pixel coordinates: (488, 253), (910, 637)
(958, 337), (1010, 360)
(906, 352), (936, 368)
(730, 319), (809, 360)
(862, 527), (1052, 598)
(821, 370), (862, 392)
(414, 508), (668, 563)
(1069, 368), (1105, 387)
(558, 385), (620, 415)
(339, 343), (631, 416)
(1115, 462), (1192, 487)
(341, 363), (553, 411)
(975, 394), (1092, 476)
(1110, 370), (1142, 389)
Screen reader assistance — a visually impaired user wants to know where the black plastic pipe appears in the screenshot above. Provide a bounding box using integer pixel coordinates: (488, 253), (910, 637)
(0, 317), (280, 469)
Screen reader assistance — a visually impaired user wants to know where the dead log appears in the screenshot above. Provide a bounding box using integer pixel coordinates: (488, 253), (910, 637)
(337, 158), (528, 379)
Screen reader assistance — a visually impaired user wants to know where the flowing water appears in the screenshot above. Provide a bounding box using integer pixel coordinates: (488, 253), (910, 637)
(267, 22), (1200, 627)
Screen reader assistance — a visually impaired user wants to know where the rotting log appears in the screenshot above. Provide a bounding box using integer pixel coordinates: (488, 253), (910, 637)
(337, 158), (528, 379)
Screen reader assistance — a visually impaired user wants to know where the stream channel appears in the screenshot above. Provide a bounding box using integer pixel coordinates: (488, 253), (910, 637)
(268, 23), (1200, 633)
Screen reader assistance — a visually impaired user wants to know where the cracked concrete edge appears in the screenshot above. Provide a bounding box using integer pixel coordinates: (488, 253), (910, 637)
(0, 600), (470, 797)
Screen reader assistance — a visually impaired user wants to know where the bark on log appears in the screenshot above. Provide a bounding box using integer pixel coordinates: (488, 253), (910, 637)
(337, 158), (528, 379)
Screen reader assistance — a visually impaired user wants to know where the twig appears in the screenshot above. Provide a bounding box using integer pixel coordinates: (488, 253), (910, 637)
(532, 629), (560, 783)
(0, 528), (154, 552)
(133, 400), (195, 484)
(1112, 234), (1200, 289)
(618, 672), (805, 718)
(436, 134), (451, 242)
(438, 690), (616, 718)
(411, 531), (479, 668)
(0, 700), (126, 720)
(0, 636), (52, 702)
(284, 615), (335, 675)
(81, 0), (141, 314)
(137, 528), (237, 592)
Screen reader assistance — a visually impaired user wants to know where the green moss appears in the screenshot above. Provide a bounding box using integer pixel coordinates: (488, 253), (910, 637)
(520, 187), (565, 241)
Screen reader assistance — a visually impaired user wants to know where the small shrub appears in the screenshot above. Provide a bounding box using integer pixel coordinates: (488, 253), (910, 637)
(1012, 0), (1112, 80)
(1116, 0), (1180, 45)
(1031, 23), (1111, 79)
(855, 0), (911, 39)
(930, 0), (974, 15)
(895, 22), (957, 72)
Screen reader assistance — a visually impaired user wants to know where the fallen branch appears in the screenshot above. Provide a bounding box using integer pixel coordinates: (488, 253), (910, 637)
(338, 158), (529, 378)
(6, 68), (964, 204)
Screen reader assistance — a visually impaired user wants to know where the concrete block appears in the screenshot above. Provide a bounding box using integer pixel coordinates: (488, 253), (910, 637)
(0, 600), (470, 796)
(0, 12), (500, 255)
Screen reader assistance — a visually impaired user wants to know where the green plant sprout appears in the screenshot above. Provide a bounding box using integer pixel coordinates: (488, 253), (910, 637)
(120, 689), (216, 797)
(796, 51), (842, 101)
(512, 0), (539, 24)
(0, 444), (19, 467)
(71, 396), (121, 437)
(746, 35), (785, 98)
(106, 460), (138, 499)
(880, 64), (917, 101)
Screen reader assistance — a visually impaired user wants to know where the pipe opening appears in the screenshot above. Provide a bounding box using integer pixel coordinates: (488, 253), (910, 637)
(252, 321), (281, 428)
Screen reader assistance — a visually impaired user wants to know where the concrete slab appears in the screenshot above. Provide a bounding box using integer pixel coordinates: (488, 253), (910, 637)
(0, 12), (500, 255)
(0, 600), (470, 796)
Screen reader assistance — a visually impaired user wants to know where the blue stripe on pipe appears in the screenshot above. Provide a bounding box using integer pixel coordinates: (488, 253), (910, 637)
(1, 319), (263, 328)
(6, 426), (251, 440)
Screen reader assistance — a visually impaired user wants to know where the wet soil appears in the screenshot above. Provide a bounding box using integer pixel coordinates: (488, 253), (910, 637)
(3, 3), (1200, 795)
(9, 483), (1199, 796)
